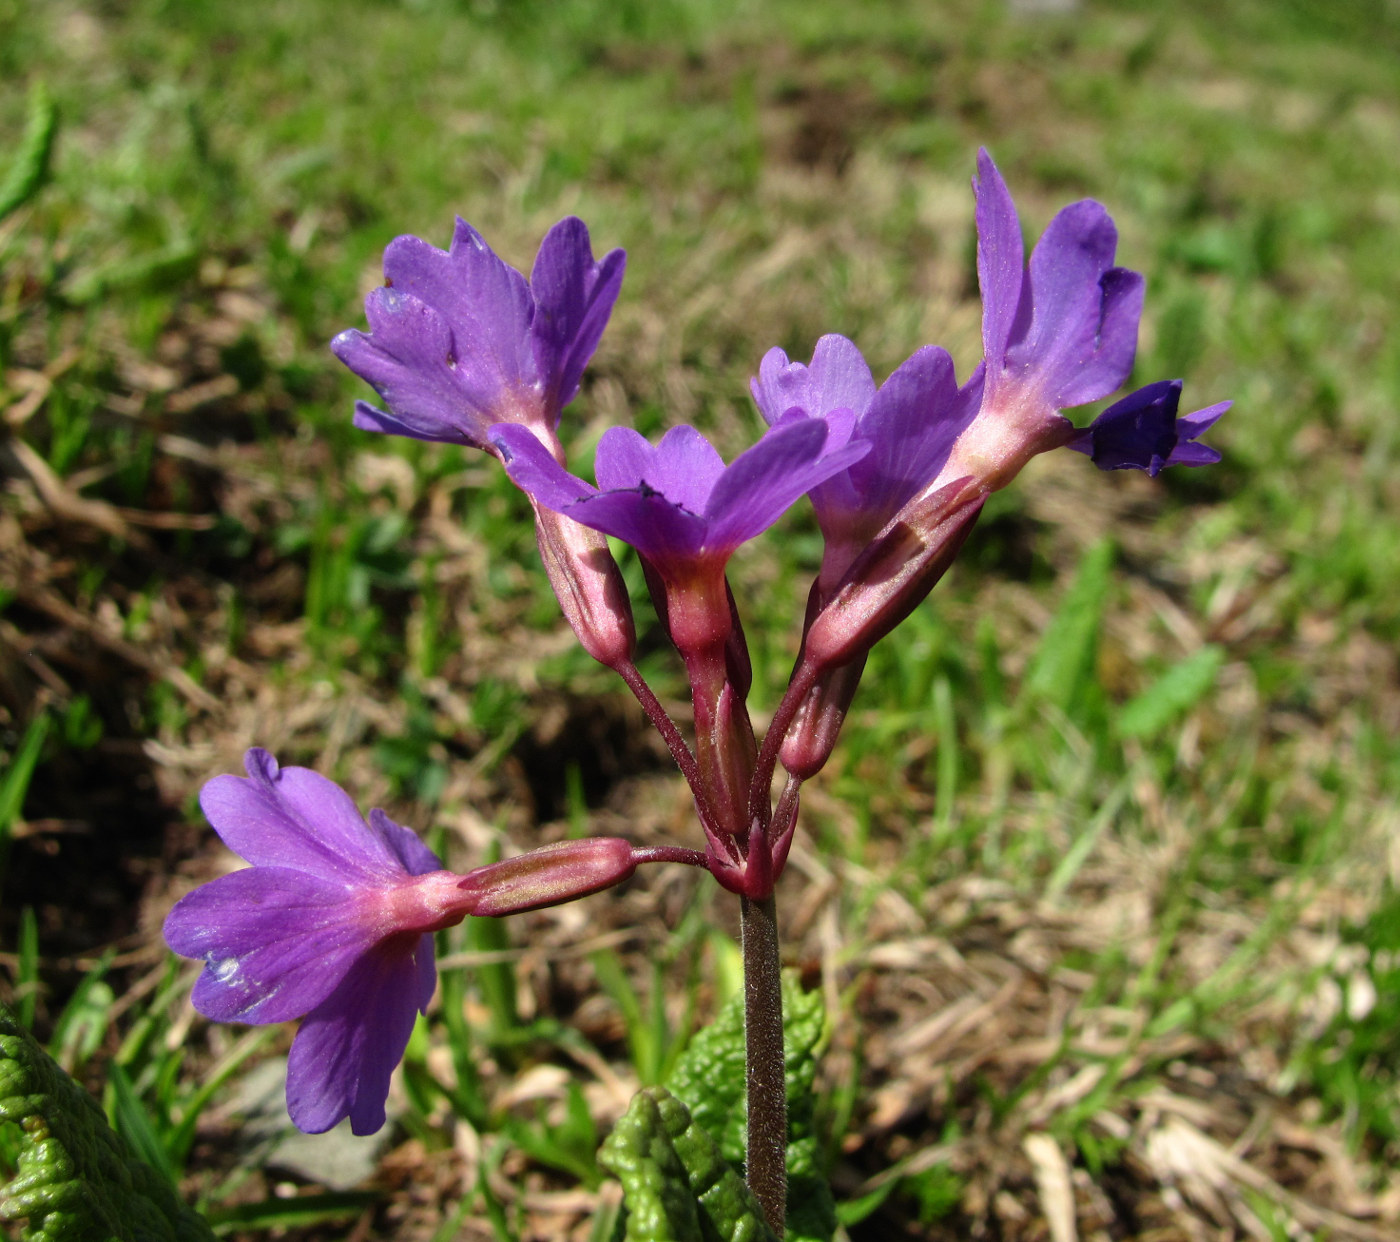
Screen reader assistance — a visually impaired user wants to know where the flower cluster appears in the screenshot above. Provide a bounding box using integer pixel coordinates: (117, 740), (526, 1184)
(167, 151), (1226, 1133)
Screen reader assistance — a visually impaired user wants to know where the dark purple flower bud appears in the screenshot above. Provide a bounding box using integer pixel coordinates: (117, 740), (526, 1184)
(164, 750), (643, 1136)
(1066, 380), (1228, 475)
(331, 217), (625, 450)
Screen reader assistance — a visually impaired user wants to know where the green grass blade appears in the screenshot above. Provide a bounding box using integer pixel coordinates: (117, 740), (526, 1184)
(1023, 540), (1115, 714)
(0, 82), (58, 222)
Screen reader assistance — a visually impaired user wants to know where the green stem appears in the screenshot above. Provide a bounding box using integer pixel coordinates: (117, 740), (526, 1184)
(741, 893), (786, 1236)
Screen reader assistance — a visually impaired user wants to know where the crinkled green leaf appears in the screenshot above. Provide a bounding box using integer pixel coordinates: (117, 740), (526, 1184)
(0, 83), (58, 223)
(663, 972), (836, 1242)
(0, 1003), (215, 1242)
(598, 1086), (777, 1242)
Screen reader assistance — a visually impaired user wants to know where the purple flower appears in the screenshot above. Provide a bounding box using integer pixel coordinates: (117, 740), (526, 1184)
(941, 150), (1145, 491)
(751, 334), (983, 580)
(165, 752), (646, 1135)
(331, 217), (625, 450)
(493, 415), (864, 573)
(164, 750), (453, 1135)
(1067, 380), (1228, 475)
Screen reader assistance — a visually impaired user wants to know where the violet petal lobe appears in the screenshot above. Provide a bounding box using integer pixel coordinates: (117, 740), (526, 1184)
(594, 424), (726, 512)
(832, 346), (982, 530)
(199, 749), (417, 882)
(366, 807), (443, 877)
(1012, 203), (1144, 409)
(492, 423), (709, 562)
(750, 334), (876, 427)
(490, 424), (598, 511)
(351, 400), (473, 445)
(285, 933), (436, 1135)
(529, 217), (627, 420)
(704, 417), (868, 553)
(974, 149), (1027, 363)
(383, 221), (537, 419)
(331, 289), (489, 446)
(382, 220), (534, 386)
(560, 488), (709, 565)
(165, 867), (376, 1025)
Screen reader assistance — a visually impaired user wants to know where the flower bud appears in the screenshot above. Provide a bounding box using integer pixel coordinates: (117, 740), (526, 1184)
(457, 838), (638, 916)
(532, 503), (636, 670)
(804, 481), (983, 672)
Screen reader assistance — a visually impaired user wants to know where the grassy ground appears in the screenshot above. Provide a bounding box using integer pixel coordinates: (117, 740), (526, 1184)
(3, 0), (1400, 1237)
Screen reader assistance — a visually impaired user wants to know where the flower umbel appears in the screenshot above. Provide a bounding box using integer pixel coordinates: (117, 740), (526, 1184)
(164, 750), (649, 1134)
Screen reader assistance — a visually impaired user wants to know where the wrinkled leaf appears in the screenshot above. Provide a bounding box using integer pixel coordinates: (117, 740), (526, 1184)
(599, 1086), (777, 1242)
(0, 1003), (215, 1242)
(604, 971), (835, 1242)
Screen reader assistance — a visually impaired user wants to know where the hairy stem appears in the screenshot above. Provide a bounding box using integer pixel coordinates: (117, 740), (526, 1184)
(616, 660), (718, 829)
(741, 893), (786, 1236)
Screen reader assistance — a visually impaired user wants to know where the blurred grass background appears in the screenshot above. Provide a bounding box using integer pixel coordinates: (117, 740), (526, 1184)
(2, 0), (1399, 1237)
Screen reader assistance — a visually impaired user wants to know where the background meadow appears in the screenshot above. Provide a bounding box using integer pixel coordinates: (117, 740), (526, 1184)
(2, 0), (1399, 1237)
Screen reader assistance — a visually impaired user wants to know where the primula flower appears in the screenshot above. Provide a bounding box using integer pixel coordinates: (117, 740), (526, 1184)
(751, 334), (983, 587)
(331, 217), (625, 449)
(939, 149), (1145, 491)
(164, 750), (640, 1135)
(332, 217), (636, 671)
(1067, 379), (1228, 475)
(491, 419), (867, 651)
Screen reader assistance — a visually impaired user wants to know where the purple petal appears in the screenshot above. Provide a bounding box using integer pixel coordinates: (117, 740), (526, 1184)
(165, 867), (374, 1025)
(1176, 400), (1231, 439)
(330, 290), (493, 447)
(529, 217), (626, 421)
(704, 418), (868, 553)
(366, 808), (443, 877)
(386, 220), (537, 398)
(975, 149), (1026, 364)
(595, 425), (725, 513)
(836, 347), (979, 526)
(750, 335), (876, 426)
(557, 488), (708, 564)
(350, 400), (474, 445)
(1164, 441), (1222, 467)
(492, 424), (598, 511)
(285, 934), (436, 1135)
(199, 749), (409, 882)
(1011, 202), (1141, 408)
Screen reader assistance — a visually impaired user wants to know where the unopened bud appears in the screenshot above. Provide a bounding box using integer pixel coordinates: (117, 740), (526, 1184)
(804, 481), (983, 671)
(779, 654), (867, 779)
(533, 504), (636, 670)
(458, 838), (637, 916)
